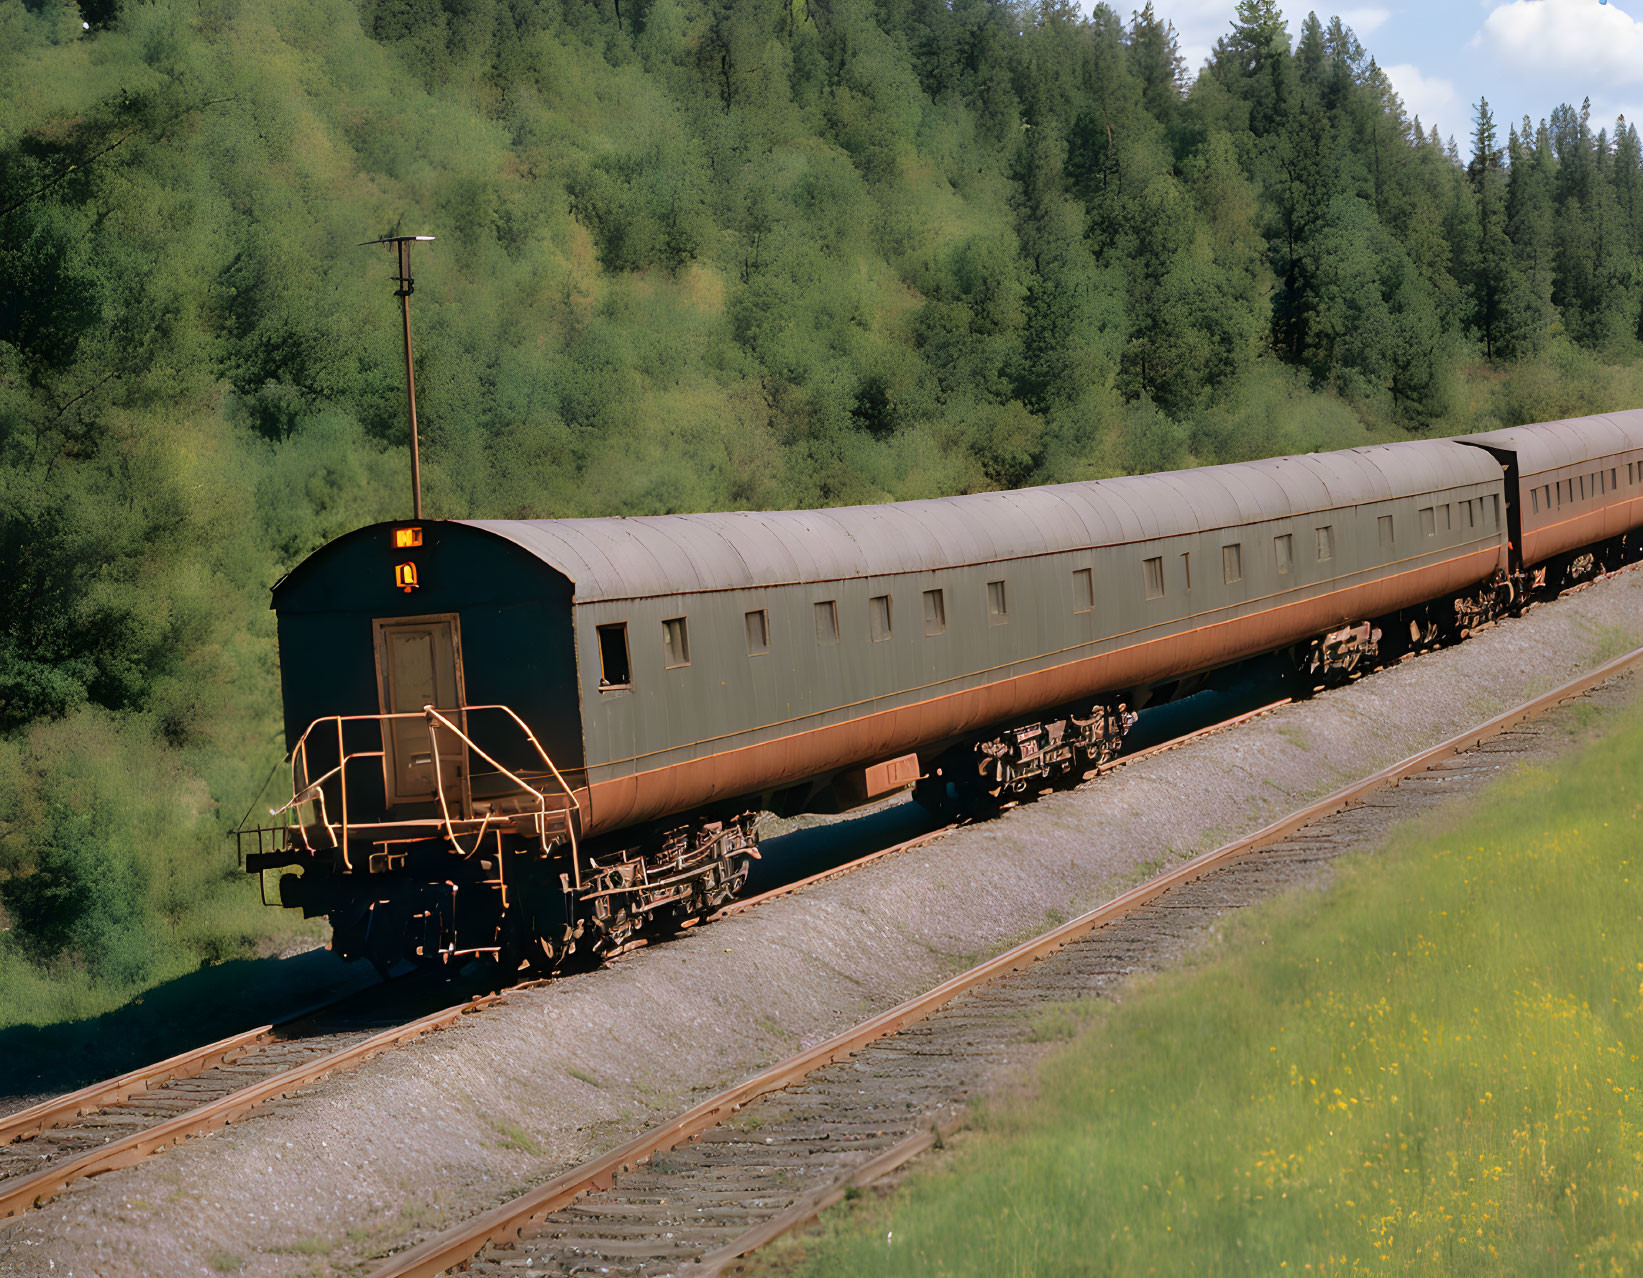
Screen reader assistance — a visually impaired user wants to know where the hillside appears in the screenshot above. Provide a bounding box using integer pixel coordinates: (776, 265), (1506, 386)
(3, 0), (1643, 1020)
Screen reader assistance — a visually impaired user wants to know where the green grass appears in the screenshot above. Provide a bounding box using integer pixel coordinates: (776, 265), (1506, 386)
(488, 1117), (542, 1156)
(779, 693), (1643, 1275)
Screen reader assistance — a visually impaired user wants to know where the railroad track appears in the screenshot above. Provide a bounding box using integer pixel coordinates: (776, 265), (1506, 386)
(0, 695), (1296, 1226)
(371, 642), (1643, 1278)
(7, 570), (1633, 1235)
(0, 989), (516, 1220)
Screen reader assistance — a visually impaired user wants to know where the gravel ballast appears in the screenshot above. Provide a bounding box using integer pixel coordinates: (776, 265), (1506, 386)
(2, 569), (1640, 1277)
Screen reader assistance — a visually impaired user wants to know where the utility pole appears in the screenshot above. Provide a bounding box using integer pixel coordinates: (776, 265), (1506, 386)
(361, 234), (435, 520)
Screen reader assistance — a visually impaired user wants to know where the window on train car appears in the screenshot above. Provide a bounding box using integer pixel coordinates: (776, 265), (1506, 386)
(1073, 568), (1094, 613)
(1492, 495), (1501, 526)
(987, 579), (1008, 624)
(1315, 525), (1334, 562)
(923, 588), (946, 635)
(745, 609), (770, 656)
(1611, 467), (1618, 491)
(1579, 475), (1587, 500)
(1143, 556), (1165, 599)
(1441, 504), (1452, 532)
(1419, 507), (1435, 537)
(662, 616), (691, 668)
(869, 594), (892, 642)
(1273, 535), (1293, 576)
(597, 624), (631, 688)
(1377, 515), (1393, 548)
(1464, 500), (1476, 530)
(1531, 488), (1540, 514)
(814, 600), (839, 645)
(1223, 543), (1242, 584)
(1180, 552), (1192, 589)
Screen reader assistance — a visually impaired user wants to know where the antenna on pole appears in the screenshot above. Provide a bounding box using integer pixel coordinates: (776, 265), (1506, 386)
(360, 234), (436, 521)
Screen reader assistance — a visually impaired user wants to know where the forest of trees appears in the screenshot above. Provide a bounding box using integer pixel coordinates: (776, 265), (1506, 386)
(5, 0), (1643, 1023)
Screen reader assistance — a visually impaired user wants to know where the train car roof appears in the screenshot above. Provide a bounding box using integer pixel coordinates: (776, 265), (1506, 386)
(1456, 409), (1643, 477)
(459, 439), (1499, 604)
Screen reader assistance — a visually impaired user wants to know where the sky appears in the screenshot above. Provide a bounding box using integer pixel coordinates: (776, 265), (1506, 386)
(1081, 0), (1643, 155)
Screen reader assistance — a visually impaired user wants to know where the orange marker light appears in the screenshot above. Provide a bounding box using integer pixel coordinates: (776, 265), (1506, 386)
(394, 526), (423, 548)
(395, 563), (419, 592)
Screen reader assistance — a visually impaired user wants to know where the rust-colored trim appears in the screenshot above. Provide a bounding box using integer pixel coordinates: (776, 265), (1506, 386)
(704, 698), (1292, 924)
(371, 641), (1643, 1278)
(580, 548), (1500, 832)
(593, 546), (1496, 770)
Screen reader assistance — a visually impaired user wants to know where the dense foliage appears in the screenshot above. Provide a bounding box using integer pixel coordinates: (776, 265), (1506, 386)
(4, 0), (1643, 1023)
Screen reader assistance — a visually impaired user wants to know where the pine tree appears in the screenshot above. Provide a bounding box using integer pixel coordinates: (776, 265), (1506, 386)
(1468, 98), (1514, 360)
(1208, 0), (1292, 138)
(1125, 3), (1186, 121)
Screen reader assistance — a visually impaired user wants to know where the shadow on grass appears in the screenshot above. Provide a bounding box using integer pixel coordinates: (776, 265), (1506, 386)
(0, 947), (380, 1097)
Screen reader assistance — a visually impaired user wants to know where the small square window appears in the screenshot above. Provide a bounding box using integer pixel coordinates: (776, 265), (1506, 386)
(1143, 556), (1165, 600)
(1377, 515), (1393, 548)
(922, 588), (946, 636)
(1073, 568), (1094, 614)
(987, 579), (1008, 625)
(1274, 534), (1293, 576)
(597, 623), (631, 688)
(1315, 525), (1334, 562)
(745, 609), (769, 656)
(814, 600), (839, 645)
(662, 616), (690, 668)
(869, 594), (892, 642)
(1419, 506), (1436, 537)
(1222, 543), (1242, 584)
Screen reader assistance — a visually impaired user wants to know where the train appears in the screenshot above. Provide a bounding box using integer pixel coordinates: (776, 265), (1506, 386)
(239, 411), (1643, 973)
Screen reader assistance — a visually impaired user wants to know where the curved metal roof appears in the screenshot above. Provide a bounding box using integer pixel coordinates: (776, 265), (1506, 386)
(1457, 409), (1643, 476)
(462, 438), (1501, 604)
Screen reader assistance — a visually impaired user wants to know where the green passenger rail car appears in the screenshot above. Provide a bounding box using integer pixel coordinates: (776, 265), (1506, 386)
(241, 414), (1643, 973)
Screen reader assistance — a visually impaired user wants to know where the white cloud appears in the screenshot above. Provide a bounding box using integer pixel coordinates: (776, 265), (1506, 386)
(1384, 62), (1467, 143)
(1474, 0), (1643, 87)
(1339, 7), (1392, 37)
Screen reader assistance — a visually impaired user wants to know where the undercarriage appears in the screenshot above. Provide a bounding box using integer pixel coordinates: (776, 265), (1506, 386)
(913, 698), (1136, 819)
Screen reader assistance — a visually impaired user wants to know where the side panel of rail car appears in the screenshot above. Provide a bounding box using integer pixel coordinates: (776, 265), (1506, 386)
(564, 445), (1506, 833)
(1459, 412), (1643, 566)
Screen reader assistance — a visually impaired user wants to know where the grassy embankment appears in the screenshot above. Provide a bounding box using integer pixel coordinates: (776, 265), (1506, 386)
(779, 689), (1643, 1274)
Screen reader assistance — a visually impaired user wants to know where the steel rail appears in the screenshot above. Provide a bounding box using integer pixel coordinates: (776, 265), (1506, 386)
(371, 644), (1643, 1278)
(0, 696), (1296, 1204)
(706, 697), (1296, 922)
(0, 1024), (277, 1148)
(0, 993), (509, 1221)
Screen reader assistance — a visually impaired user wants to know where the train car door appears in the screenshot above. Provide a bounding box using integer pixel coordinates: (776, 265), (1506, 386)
(373, 614), (470, 814)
